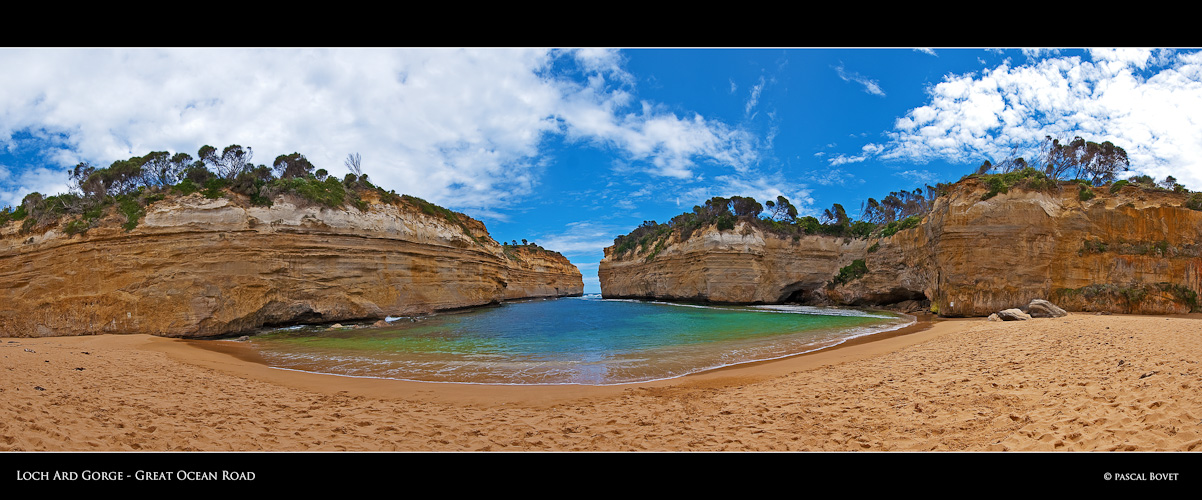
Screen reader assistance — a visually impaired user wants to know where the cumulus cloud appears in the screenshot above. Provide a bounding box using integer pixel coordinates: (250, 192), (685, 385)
(875, 49), (1202, 189)
(0, 48), (758, 214)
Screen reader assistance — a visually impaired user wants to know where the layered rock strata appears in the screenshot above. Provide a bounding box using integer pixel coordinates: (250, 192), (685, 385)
(600, 180), (1202, 316)
(0, 193), (583, 338)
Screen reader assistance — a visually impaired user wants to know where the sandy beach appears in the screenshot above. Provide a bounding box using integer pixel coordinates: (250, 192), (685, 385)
(3, 313), (1201, 452)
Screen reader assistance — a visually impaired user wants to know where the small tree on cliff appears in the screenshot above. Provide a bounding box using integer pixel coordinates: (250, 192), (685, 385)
(764, 195), (797, 222)
(729, 196), (763, 219)
(273, 153), (316, 179)
(821, 203), (849, 226)
(1079, 140), (1129, 184)
(1039, 135), (1129, 183)
(345, 153), (363, 177)
(214, 145), (253, 180)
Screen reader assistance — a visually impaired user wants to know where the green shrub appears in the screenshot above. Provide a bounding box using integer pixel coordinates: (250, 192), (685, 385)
(796, 216), (820, 235)
(645, 237), (669, 262)
(1110, 180), (1130, 193)
(270, 176), (348, 209)
(173, 179), (200, 196)
(1080, 239), (1108, 255)
(1165, 283), (1200, 312)
(1186, 193), (1202, 211)
(202, 178), (228, 199)
(63, 218), (91, 236)
(715, 213), (735, 231)
(848, 220), (876, 238)
(1078, 185), (1095, 201)
(979, 167), (1051, 200)
(867, 242), (880, 253)
(0, 206), (22, 226)
(403, 194), (461, 223)
(117, 195), (145, 231)
(982, 176), (1008, 200)
(376, 187), (401, 205)
(830, 259), (868, 287)
(878, 215), (922, 238)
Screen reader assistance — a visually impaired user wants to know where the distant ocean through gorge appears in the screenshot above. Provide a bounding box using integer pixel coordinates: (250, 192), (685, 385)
(241, 295), (915, 386)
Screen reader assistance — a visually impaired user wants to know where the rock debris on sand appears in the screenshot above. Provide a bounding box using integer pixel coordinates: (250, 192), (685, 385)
(2, 314), (1200, 451)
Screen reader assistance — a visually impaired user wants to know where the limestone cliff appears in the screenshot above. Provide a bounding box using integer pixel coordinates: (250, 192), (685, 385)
(600, 179), (1202, 316)
(0, 192), (583, 338)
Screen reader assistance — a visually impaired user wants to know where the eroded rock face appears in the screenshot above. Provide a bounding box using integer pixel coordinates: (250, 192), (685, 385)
(600, 179), (1202, 316)
(0, 194), (583, 338)
(599, 224), (867, 304)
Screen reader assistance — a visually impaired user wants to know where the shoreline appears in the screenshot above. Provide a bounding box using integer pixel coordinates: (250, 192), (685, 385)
(4, 313), (1201, 451)
(172, 311), (954, 405)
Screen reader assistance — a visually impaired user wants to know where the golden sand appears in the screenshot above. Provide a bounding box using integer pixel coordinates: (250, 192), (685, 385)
(2, 313), (1200, 451)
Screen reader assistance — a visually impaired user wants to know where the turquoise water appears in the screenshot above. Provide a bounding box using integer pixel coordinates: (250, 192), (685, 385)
(246, 295), (913, 386)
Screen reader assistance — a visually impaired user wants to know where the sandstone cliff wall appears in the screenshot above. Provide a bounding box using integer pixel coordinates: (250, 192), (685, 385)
(599, 226), (868, 303)
(0, 193), (583, 338)
(600, 180), (1202, 316)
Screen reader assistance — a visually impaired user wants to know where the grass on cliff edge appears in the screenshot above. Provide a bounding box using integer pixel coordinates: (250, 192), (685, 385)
(607, 168), (1202, 266)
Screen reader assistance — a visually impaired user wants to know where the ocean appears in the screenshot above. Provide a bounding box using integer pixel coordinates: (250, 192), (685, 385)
(244, 294), (914, 386)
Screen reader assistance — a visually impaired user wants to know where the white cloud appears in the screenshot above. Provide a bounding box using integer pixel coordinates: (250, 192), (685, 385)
(894, 169), (939, 185)
(827, 143), (884, 166)
(834, 64), (886, 97)
(1021, 48), (1061, 60)
(535, 220), (623, 255)
(680, 173), (814, 213)
(745, 75), (765, 115)
(0, 165), (68, 208)
(877, 50), (1202, 189)
(811, 167), (853, 186)
(0, 48), (758, 214)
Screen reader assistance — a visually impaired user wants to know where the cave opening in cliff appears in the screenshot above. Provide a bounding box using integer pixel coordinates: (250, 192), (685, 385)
(779, 284), (820, 304)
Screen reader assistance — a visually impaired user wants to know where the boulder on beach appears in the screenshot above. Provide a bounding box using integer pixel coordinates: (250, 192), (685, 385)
(996, 309), (1032, 321)
(1026, 299), (1067, 318)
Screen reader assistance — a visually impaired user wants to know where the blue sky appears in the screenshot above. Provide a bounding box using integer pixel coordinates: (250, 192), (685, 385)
(3, 48), (1202, 293)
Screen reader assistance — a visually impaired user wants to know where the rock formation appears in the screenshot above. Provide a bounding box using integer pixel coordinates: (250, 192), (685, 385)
(1025, 299), (1068, 318)
(995, 309), (1033, 321)
(0, 191), (583, 338)
(600, 179), (1202, 316)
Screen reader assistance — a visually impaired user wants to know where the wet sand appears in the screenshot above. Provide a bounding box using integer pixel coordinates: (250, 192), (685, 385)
(3, 313), (1201, 451)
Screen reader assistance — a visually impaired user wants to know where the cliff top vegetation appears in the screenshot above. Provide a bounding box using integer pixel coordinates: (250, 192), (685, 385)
(0, 145), (535, 254)
(609, 135), (1200, 262)
(500, 240), (566, 263)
